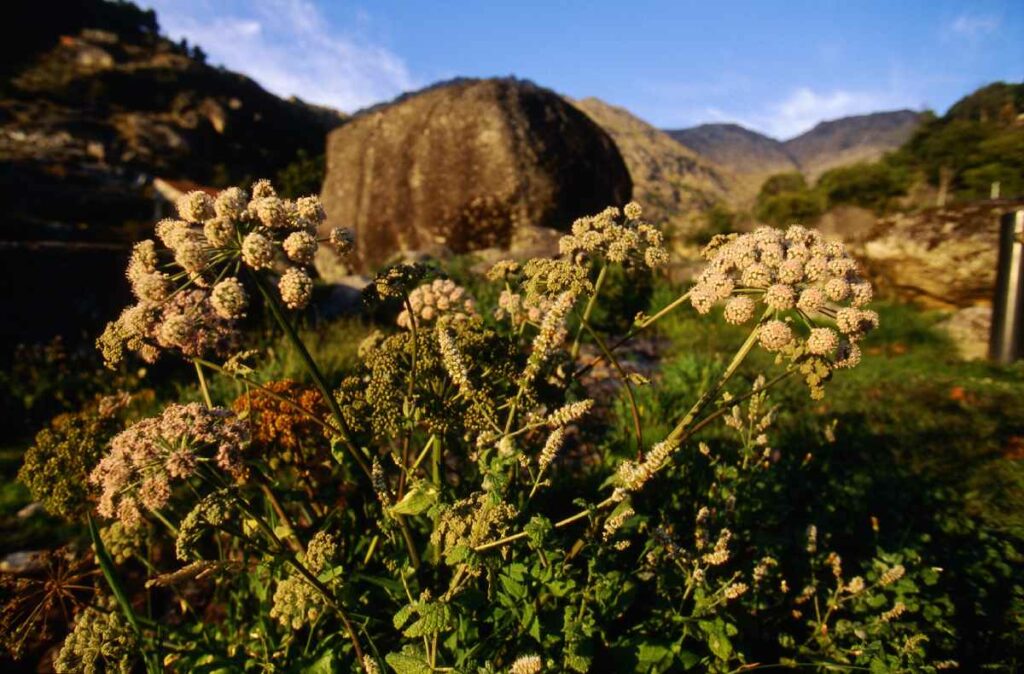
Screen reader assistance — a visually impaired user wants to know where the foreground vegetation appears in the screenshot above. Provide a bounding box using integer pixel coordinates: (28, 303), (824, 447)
(1, 185), (1021, 672)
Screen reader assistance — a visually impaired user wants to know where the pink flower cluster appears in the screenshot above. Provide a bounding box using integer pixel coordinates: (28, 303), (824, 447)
(91, 403), (248, 529)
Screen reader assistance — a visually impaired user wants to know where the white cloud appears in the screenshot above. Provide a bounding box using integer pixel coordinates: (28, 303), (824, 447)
(949, 13), (1000, 38)
(707, 87), (913, 140)
(144, 0), (415, 113)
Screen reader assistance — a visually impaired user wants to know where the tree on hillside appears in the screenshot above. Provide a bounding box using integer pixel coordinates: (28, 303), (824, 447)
(755, 172), (824, 225)
(817, 162), (909, 212)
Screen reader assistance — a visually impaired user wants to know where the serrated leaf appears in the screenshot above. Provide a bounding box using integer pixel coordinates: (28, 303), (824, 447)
(637, 642), (672, 666)
(302, 649), (338, 674)
(392, 604), (415, 631)
(443, 544), (471, 565)
(385, 652), (432, 674)
(403, 602), (453, 638)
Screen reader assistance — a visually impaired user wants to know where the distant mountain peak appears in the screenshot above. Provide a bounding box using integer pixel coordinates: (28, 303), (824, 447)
(784, 110), (924, 178)
(664, 110), (925, 194)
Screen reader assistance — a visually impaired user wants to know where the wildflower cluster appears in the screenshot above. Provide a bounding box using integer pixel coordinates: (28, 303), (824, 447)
(694, 225), (878, 386)
(90, 403), (248, 528)
(54, 601), (137, 674)
(97, 180), (355, 367)
(396, 278), (477, 329)
(232, 379), (329, 460)
(18, 397), (125, 520)
(558, 201), (669, 269)
(17, 190), (947, 673)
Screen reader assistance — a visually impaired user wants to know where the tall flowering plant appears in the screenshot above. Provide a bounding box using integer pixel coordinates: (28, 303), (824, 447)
(21, 181), (955, 673)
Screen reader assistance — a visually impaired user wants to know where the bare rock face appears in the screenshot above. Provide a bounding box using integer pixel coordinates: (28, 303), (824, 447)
(859, 201), (1023, 308)
(320, 78), (632, 271)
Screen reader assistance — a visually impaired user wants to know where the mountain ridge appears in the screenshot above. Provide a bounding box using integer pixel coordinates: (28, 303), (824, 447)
(570, 97), (734, 237)
(665, 110), (925, 198)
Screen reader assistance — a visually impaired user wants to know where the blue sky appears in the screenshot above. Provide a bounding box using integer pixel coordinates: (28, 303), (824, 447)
(144, 0), (1022, 139)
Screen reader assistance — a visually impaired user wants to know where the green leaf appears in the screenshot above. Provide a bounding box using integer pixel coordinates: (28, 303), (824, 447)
(88, 514), (140, 632)
(385, 652), (432, 674)
(699, 619), (733, 662)
(637, 642), (672, 666)
(303, 649), (338, 674)
(677, 650), (701, 669)
(524, 515), (552, 547)
(392, 604), (415, 631)
(404, 602), (453, 638)
(390, 482), (438, 516)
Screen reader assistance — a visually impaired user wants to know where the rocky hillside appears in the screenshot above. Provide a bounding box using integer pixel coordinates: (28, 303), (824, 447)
(1, 0), (343, 241)
(0, 0), (344, 347)
(320, 78), (632, 271)
(784, 110), (923, 179)
(570, 97), (733, 238)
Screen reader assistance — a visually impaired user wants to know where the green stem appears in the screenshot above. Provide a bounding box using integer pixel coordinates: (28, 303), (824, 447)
(581, 319), (644, 455)
(664, 312), (767, 446)
(570, 264), (608, 360)
(573, 289), (691, 380)
(252, 274), (371, 479)
(474, 318), (776, 555)
(193, 359), (213, 408)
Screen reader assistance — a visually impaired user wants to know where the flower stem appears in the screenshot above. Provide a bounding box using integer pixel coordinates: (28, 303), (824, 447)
(573, 289), (691, 380)
(193, 359), (213, 408)
(570, 263), (608, 360)
(474, 317), (776, 555)
(252, 274), (371, 479)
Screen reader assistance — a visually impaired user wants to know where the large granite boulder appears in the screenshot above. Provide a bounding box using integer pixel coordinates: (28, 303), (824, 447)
(320, 78), (632, 271)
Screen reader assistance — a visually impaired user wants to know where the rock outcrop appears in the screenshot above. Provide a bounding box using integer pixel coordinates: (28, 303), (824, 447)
(571, 97), (733, 239)
(0, 0), (344, 347)
(320, 78), (632, 271)
(851, 200), (1024, 360)
(858, 201), (1022, 309)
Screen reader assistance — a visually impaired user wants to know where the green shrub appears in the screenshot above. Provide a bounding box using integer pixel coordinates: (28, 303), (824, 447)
(817, 161), (910, 211)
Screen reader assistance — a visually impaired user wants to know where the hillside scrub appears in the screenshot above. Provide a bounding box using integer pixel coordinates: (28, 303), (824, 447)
(2, 185), (1021, 672)
(751, 82), (1024, 221)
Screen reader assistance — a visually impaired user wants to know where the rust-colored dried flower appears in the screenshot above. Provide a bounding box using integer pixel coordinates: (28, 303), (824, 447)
(232, 380), (329, 457)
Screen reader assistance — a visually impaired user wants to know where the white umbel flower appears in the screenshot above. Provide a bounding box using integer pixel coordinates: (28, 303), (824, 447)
(279, 267), (313, 310)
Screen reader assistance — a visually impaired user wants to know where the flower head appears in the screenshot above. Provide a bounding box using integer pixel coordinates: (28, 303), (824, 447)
(90, 403), (248, 529)
(397, 279), (477, 329)
(692, 225), (877, 378)
(176, 190), (215, 222)
(210, 277), (248, 319)
(279, 267), (313, 310)
(283, 231), (318, 265)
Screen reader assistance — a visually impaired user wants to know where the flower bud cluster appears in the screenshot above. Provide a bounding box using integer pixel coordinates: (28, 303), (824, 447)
(509, 654), (543, 674)
(54, 601), (137, 674)
(558, 202), (669, 269)
(614, 438), (677, 496)
(397, 279), (477, 329)
(99, 180), (354, 366)
(270, 575), (326, 629)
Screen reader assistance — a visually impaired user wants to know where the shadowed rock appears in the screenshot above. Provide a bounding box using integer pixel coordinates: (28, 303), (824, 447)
(320, 78), (632, 271)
